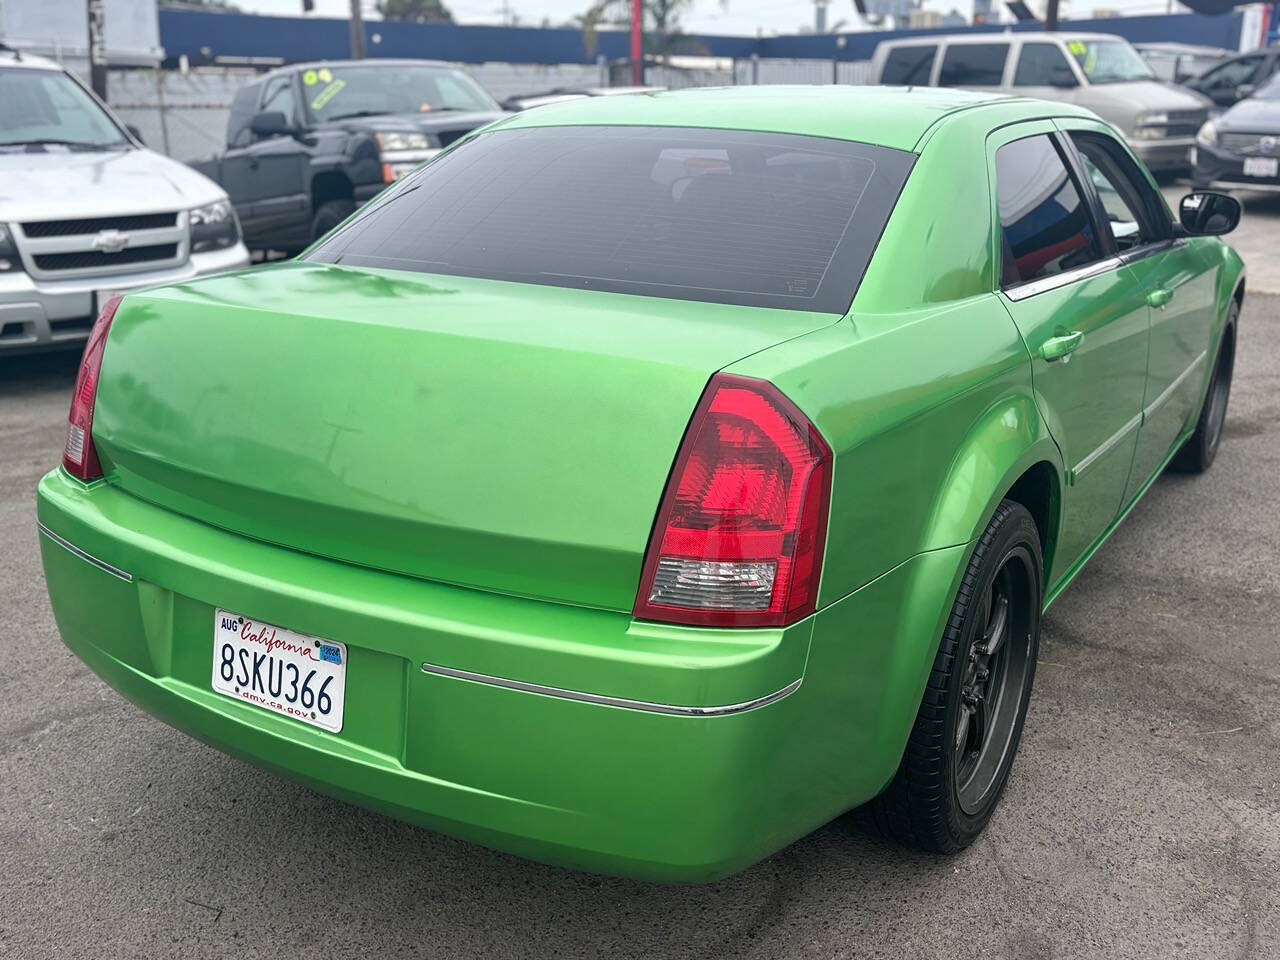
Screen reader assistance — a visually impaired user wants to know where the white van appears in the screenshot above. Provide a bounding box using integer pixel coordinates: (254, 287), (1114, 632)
(869, 32), (1212, 172)
(1, 48), (248, 355)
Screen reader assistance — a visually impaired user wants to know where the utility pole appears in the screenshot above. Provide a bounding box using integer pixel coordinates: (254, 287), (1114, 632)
(631, 0), (643, 85)
(1044, 0), (1059, 31)
(85, 0), (107, 100)
(349, 0), (367, 59)
(814, 0), (829, 34)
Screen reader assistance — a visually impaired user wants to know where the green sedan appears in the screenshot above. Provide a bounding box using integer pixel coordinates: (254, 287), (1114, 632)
(37, 87), (1244, 882)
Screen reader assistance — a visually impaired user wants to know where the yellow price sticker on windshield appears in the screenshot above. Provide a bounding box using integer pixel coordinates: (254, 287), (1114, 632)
(310, 79), (346, 111)
(1067, 41), (1086, 56)
(318, 68), (332, 83)
(303, 69), (319, 86)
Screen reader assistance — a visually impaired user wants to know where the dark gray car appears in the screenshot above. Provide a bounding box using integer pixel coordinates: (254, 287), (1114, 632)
(1193, 73), (1280, 192)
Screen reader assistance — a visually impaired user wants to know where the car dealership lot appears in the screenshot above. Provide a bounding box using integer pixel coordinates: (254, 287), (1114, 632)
(3, 304), (1279, 955)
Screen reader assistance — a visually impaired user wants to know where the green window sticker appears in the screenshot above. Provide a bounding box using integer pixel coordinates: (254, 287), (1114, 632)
(303, 69), (319, 86)
(311, 79), (346, 110)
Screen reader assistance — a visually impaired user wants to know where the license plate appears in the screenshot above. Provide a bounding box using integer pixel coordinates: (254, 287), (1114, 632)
(1243, 157), (1278, 178)
(211, 610), (347, 732)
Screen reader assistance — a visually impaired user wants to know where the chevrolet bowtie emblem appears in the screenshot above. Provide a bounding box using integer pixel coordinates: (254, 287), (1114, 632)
(91, 229), (129, 254)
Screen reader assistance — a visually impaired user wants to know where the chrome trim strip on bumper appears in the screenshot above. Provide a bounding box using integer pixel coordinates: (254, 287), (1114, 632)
(1144, 349), (1207, 422)
(1071, 350), (1208, 482)
(37, 522), (133, 582)
(420, 661), (802, 717)
(1072, 412), (1142, 482)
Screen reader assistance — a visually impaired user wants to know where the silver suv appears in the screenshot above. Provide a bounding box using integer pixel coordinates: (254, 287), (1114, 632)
(869, 32), (1212, 172)
(1, 51), (249, 355)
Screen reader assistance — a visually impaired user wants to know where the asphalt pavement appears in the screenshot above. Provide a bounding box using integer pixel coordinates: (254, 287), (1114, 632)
(2, 287), (1277, 958)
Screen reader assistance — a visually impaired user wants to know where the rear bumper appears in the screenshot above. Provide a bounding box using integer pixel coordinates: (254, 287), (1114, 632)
(37, 468), (963, 881)
(0, 243), (249, 355)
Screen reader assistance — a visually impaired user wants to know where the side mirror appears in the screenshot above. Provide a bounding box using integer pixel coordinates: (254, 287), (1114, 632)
(1050, 70), (1079, 89)
(1235, 83), (1256, 101)
(125, 124), (145, 145)
(249, 111), (292, 139)
(1179, 191), (1241, 236)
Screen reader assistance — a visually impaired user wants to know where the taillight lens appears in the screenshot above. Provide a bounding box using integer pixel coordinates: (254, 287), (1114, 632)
(63, 295), (121, 481)
(633, 373), (833, 628)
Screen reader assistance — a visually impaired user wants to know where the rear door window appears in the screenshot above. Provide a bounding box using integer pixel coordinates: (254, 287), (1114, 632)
(882, 46), (937, 85)
(995, 134), (1103, 287)
(308, 125), (916, 313)
(938, 44), (1010, 87)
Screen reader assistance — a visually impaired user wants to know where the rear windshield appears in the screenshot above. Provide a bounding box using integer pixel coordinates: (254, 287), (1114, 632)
(307, 125), (915, 313)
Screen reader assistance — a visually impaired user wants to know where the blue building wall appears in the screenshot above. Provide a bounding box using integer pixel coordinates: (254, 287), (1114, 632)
(158, 8), (1245, 69)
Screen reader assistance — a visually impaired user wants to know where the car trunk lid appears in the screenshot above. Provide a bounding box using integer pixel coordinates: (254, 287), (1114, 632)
(91, 262), (839, 611)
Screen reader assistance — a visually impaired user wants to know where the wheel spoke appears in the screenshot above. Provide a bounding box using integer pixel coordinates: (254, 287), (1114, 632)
(980, 592), (1009, 658)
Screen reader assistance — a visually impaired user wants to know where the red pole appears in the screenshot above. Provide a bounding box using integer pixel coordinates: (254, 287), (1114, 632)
(631, 0), (643, 85)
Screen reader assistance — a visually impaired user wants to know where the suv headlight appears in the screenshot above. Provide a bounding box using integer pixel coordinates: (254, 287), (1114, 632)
(0, 223), (22, 273)
(189, 199), (240, 253)
(375, 131), (430, 152)
(1196, 121), (1218, 148)
(1137, 111), (1169, 127)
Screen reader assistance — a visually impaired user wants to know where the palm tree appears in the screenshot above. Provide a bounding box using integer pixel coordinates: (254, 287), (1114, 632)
(581, 0), (724, 60)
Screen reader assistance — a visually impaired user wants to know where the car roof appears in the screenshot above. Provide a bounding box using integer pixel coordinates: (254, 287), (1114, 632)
(879, 31), (1123, 47)
(0, 49), (64, 71)
(259, 58), (456, 82)
(489, 85), (1096, 152)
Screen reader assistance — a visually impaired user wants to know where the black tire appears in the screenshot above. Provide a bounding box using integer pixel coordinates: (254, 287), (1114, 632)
(1171, 301), (1237, 474)
(863, 500), (1043, 853)
(312, 199), (355, 243)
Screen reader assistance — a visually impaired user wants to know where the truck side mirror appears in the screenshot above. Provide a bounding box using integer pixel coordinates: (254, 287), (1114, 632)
(1235, 83), (1255, 101)
(250, 111), (292, 139)
(1178, 192), (1241, 237)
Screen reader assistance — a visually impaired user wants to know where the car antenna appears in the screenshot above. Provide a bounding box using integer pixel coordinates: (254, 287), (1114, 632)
(0, 41), (22, 60)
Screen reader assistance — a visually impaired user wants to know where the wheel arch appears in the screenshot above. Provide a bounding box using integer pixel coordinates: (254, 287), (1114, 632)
(919, 388), (1065, 584)
(311, 169), (355, 211)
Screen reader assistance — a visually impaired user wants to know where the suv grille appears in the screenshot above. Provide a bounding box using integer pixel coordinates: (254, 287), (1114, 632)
(1219, 132), (1280, 156)
(21, 213), (179, 238)
(33, 244), (179, 272)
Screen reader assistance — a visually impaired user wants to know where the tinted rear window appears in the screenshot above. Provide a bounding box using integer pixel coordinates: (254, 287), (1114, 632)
(307, 125), (915, 313)
(938, 44), (1010, 86)
(882, 46), (937, 85)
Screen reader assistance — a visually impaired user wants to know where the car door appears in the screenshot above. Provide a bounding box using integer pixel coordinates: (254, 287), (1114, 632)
(1059, 122), (1220, 504)
(989, 124), (1150, 586)
(1189, 54), (1267, 108)
(219, 73), (311, 249)
(1010, 41), (1084, 106)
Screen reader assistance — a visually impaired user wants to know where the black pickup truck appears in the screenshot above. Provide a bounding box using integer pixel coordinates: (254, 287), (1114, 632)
(192, 59), (505, 254)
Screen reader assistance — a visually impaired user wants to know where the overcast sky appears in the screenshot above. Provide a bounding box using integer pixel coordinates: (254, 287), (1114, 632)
(238, 0), (1174, 37)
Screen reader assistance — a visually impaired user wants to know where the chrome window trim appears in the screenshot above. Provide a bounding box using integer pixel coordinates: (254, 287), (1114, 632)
(420, 661), (802, 717)
(1072, 412), (1142, 481)
(1003, 256), (1123, 302)
(1144, 349), (1207, 421)
(37, 522), (133, 582)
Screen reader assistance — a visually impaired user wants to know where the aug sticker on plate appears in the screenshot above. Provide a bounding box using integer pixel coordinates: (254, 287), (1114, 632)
(211, 610), (347, 733)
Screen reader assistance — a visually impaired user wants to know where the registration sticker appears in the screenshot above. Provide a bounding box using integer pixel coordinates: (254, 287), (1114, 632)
(211, 610), (347, 733)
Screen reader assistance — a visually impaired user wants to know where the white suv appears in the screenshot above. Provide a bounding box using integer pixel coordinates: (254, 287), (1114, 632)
(0, 50), (249, 355)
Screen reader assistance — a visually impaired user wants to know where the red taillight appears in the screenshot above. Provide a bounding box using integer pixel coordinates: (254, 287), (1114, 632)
(63, 295), (122, 481)
(633, 373), (833, 628)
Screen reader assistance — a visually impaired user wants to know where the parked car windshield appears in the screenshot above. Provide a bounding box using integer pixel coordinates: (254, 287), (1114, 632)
(1067, 39), (1156, 84)
(0, 67), (129, 150)
(303, 64), (500, 121)
(308, 125), (915, 313)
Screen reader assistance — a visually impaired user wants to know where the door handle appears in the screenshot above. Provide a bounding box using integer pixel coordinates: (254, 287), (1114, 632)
(1146, 287), (1173, 308)
(1040, 330), (1084, 362)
